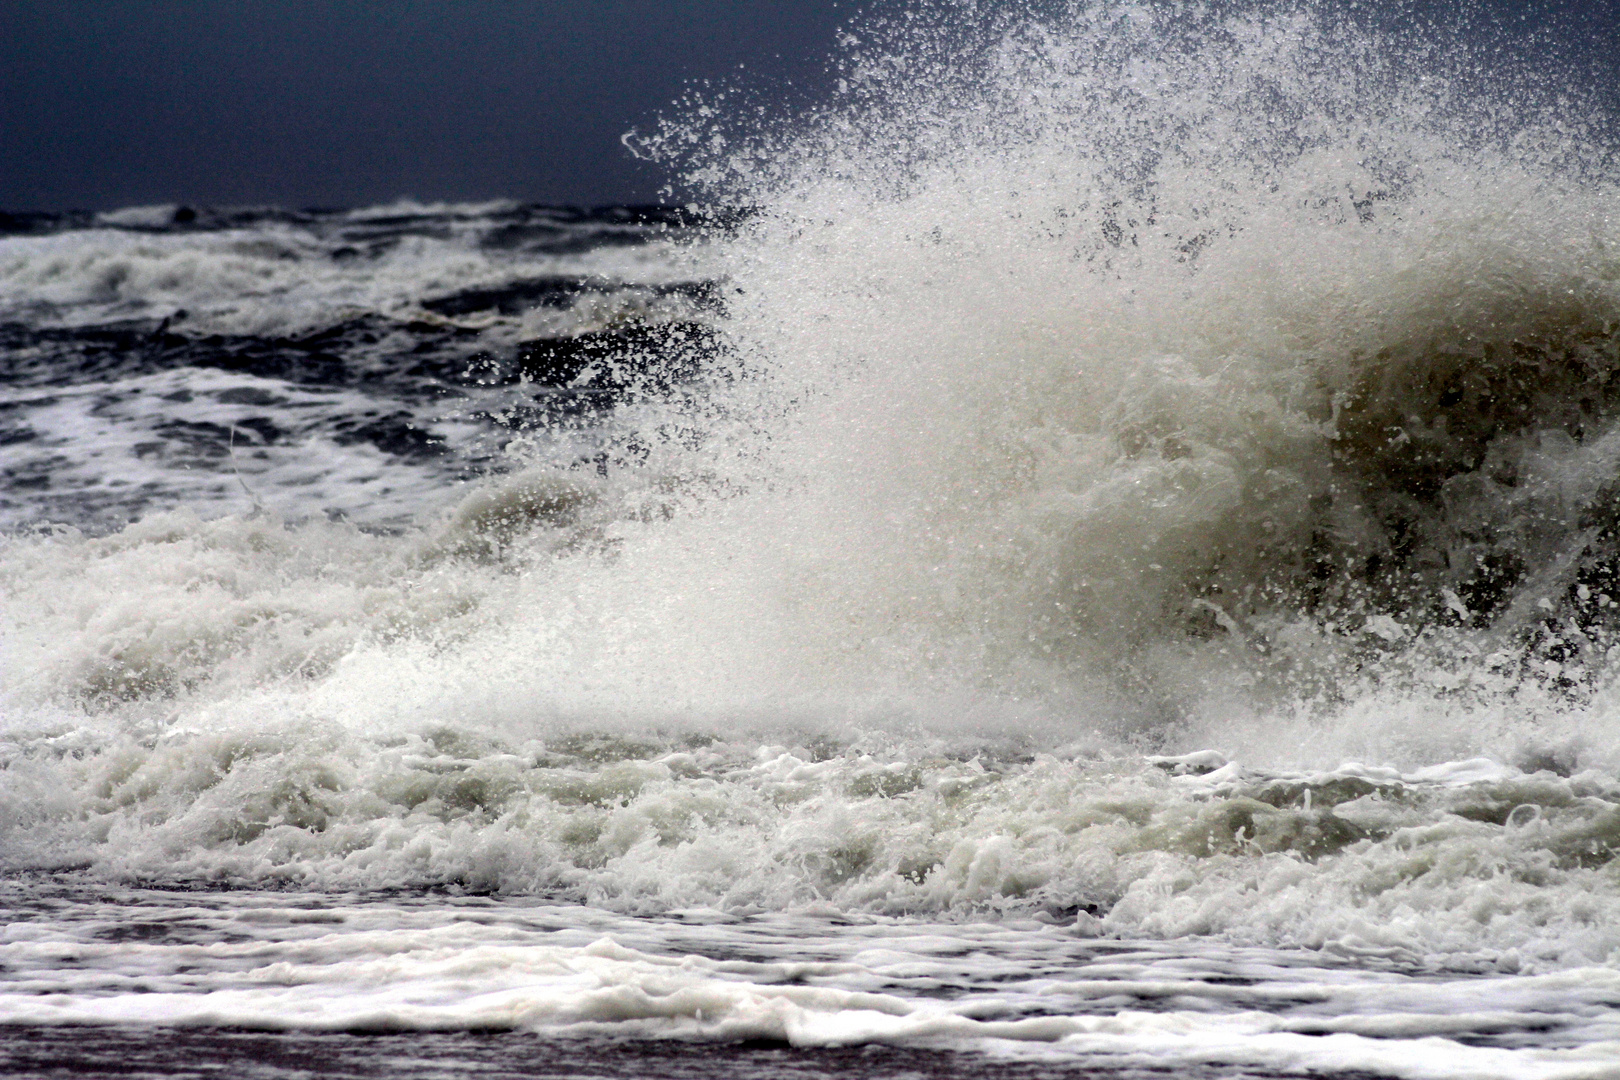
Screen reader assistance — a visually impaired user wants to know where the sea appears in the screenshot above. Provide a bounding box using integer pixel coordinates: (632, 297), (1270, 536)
(4, 4), (1620, 1078)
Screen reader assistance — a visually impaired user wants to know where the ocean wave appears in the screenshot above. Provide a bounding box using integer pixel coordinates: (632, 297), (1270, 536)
(5, 1), (1620, 983)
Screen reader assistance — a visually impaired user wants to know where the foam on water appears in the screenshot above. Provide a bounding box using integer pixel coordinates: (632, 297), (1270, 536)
(0, 208), (699, 336)
(0, 202), (717, 531)
(0, 368), (482, 529)
(6, 2), (1620, 1071)
(4, 885), (1619, 1079)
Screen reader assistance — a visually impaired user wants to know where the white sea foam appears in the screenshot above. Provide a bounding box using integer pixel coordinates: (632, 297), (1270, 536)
(2, 890), (1616, 1078)
(0, 212), (701, 336)
(0, 368), (483, 531)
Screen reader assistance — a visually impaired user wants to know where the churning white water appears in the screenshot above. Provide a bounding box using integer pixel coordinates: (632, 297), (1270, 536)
(5, 4), (1620, 1076)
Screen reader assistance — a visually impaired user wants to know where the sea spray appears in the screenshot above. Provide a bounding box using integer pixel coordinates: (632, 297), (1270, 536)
(632, 0), (1620, 723)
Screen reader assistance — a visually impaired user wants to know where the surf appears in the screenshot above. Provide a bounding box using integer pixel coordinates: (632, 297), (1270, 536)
(4, 0), (1620, 979)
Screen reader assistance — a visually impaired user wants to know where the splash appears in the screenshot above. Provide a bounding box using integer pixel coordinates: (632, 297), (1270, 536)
(617, 0), (1620, 727)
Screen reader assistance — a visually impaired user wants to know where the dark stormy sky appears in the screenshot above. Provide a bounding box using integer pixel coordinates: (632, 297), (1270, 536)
(0, 0), (847, 211)
(1, 1), (1614, 213)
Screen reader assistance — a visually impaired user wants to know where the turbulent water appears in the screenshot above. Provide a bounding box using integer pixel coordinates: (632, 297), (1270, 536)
(6, 3), (1620, 1077)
